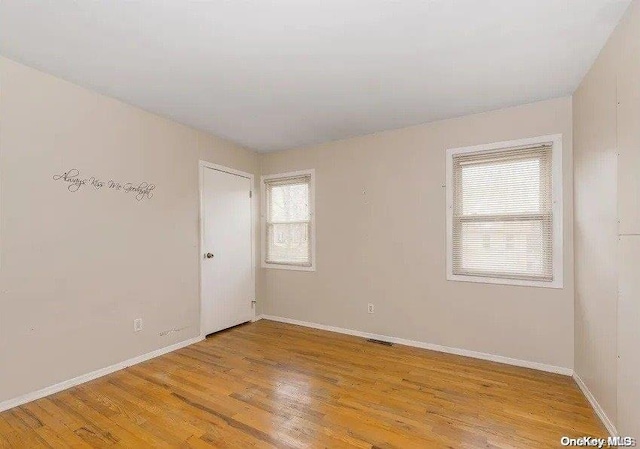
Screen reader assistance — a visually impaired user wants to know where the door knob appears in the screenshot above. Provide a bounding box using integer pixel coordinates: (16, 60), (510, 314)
(205, 253), (214, 259)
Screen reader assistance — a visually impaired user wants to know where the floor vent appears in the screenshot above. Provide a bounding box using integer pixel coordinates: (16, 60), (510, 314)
(366, 338), (393, 346)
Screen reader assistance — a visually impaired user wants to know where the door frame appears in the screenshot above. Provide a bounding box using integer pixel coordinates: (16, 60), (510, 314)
(198, 160), (256, 337)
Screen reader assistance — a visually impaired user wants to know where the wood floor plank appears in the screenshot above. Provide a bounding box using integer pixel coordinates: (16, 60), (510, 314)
(0, 320), (606, 448)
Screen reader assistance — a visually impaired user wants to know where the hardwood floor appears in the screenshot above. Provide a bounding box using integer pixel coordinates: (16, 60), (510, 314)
(0, 319), (605, 448)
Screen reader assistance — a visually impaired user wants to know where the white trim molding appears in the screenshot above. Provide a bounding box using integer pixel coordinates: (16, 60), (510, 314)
(258, 315), (573, 376)
(260, 169), (316, 272)
(445, 134), (564, 289)
(0, 336), (203, 413)
(573, 373), (618, 438)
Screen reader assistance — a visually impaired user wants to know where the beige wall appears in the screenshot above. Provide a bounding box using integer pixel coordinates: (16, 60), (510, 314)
(616, 0), (640, 436)
(0, 57), (259, 403)
(572, 15), (621, 426)
(573, 0), (640, 435)
(260, 97), (574, 370)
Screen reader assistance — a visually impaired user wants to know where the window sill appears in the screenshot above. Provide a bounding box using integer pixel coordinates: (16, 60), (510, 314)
(262, 263), (316, 272)
(447, 273), (563, 289)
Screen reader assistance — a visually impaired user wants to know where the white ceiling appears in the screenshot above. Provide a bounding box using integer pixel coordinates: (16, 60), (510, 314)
(0, 1), (631, 152)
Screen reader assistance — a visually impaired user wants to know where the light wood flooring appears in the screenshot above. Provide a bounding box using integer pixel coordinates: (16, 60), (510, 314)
(0, 319), (606, 448)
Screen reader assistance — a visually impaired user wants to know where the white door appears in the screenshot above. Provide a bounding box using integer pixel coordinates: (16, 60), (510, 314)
(201, 166), (254, 335)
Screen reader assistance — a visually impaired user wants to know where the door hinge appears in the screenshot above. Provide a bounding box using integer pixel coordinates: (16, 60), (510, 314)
(249, 191), (252, 198)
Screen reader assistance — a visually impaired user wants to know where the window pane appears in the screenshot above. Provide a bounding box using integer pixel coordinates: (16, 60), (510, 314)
(460, 157), (546, 216)
(267, 223), (310, 265)
(268, 182), (309, 222)
(454, 220), (552, 280)
(451, 145), (555, 283)
(265, 174), (313, 268)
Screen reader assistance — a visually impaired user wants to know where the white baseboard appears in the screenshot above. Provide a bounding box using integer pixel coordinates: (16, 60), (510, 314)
(573, 373), (618, 438)
(258, 314), (573, 376)
(0, 336), (203, 413)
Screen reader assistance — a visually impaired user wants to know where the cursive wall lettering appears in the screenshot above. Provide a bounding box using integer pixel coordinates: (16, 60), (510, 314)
(53, 168), (155, 201)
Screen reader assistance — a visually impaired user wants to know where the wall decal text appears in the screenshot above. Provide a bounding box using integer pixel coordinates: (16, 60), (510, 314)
(53, 168), (155, 201)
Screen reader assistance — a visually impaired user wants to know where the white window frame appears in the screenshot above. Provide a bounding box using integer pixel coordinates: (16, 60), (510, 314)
(445, 134), (563, 289)
(261, 169), (316, 272)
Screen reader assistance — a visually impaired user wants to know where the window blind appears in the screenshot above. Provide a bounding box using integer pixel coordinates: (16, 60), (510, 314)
(265, 175), (312, 266)
(452, 144), (553, 281)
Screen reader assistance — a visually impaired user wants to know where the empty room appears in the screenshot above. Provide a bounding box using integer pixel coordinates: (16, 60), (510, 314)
(0, 1), (638, 448)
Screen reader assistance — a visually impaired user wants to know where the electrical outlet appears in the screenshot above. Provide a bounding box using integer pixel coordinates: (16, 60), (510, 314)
(134, 318), (142, 332)
(367, 303), (374, 314)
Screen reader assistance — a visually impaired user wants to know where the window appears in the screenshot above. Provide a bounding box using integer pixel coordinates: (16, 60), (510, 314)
(262, 170), (315, 271)
(446, 135), (563, 288)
